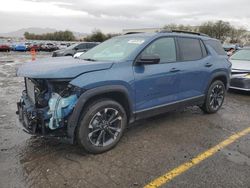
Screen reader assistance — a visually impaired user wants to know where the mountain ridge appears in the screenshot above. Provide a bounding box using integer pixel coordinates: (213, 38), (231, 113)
(0, 27), (87, 39)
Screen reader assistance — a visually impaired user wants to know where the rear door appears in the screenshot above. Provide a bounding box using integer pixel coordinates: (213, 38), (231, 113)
(175, 37), (211, 99)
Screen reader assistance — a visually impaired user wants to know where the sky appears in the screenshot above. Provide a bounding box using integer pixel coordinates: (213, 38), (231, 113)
(0, 0), (250, 33)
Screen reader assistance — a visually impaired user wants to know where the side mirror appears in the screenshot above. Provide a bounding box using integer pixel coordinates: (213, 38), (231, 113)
(136, 54), (160, 65)
(74, 47), (79, 50)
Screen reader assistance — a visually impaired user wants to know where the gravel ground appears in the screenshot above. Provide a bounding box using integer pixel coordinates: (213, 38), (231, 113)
(0, 52), (249, 188)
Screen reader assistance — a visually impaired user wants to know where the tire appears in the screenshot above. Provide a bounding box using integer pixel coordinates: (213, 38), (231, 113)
(77, 98), (127, 154)
(201, 80), (226, 114)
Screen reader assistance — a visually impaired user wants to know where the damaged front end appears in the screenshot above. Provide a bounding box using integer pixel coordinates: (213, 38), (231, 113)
(17, 78), (81, 140)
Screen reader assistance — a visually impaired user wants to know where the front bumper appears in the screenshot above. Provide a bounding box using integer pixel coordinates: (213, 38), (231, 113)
(230, 76), (250, 91)
(16, 92), (71, 142)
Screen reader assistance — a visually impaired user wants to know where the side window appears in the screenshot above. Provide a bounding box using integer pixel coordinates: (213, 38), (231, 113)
(87, 43), (98, 48)
(178, 38), (203, 61)
(77, 43), (87, 49)
(200, 40), (208, 57)
(140, 37), (176, 63)
(204, 40), (226, 55)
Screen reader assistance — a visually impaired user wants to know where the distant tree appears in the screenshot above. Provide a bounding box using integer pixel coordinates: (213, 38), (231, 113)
(213, 20), (232, 40)
(199, 20), (233, 41)
(105, 33), (120, 40)
(229, 27), (247, 43)
(239, 32), (250, 46)
(84, 30), (107, 42)
(163, 24), (198, 32)
(163, 20), (248, 44)
(84, 30), (120, 42)
(24, 30), (76, 41)
(198, 21), (216, 37)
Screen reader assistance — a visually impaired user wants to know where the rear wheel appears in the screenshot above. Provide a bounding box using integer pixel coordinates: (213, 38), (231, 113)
(201, 80), (226, 113)
(77, 99), (127, 154)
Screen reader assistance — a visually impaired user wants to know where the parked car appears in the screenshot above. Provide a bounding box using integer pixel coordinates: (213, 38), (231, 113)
(17, 31), (231, 154)
(223, 44), (242, 56)
(25, 42), (32, 48)
(57, 43), (69, 50)
(27, 43), (42, 51)
(229, 48), (250, 91)
(223, 44), (241, 52)
(0, 44), (11, 52)
(73, 51), (85, 58)
(13, 43), (27, 51)
(52, 42), (99, 57)
(40, 43), (59, 52)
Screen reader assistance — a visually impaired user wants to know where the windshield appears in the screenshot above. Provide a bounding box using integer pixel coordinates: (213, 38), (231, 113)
(79, 36), (147, 62)
(67, 43), (78, 49)
(231, 49), (250, 61)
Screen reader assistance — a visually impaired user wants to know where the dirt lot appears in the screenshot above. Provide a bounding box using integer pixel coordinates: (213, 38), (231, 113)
(0, 52), (249, 188)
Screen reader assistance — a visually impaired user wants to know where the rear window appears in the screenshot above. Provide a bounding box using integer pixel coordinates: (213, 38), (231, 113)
(177, 38), (203, 61)
(205, 40), (226, 55)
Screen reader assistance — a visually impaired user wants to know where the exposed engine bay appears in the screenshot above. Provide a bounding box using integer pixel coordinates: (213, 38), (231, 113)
(17, 78), (81, 135)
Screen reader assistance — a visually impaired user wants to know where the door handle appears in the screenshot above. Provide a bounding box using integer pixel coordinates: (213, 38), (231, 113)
(205, 62), (213, 67)
(170, 68), (180, 72)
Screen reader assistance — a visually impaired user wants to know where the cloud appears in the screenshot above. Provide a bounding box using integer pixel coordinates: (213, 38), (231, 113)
(0, 0), (249, 33)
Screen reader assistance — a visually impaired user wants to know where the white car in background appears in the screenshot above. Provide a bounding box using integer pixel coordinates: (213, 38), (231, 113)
(73, 51), (85, 58)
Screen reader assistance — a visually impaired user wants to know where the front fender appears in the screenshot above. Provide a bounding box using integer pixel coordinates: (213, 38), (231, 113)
(67, 85), (134, 143)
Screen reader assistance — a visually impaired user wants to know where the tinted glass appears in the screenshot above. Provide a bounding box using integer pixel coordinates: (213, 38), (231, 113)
(141, 37), (176, 63)
(178, 38), (203, 61)
(200, 40), (208, 57)
(230, 49), (250, 61)
(205, 40), (226, 55)
(87, 43), (98, 48)
(77, 43), (87, 49)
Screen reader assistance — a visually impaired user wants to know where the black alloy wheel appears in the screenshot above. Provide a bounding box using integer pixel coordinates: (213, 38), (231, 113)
(88, 108), (122, 147)
(77, 99), (127, 154)
(201, 80), (226, 113)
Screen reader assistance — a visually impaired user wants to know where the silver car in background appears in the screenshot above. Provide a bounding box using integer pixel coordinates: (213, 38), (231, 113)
(230, 48), (250, 91)
(52, 42), (99, 57)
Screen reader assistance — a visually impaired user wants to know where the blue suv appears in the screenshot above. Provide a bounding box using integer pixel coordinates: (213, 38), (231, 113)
(17, 31), (231, 153)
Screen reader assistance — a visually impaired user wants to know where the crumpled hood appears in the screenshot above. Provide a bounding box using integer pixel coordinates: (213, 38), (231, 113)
(230, 59), (250, 72)
(17, 57), (113, 79)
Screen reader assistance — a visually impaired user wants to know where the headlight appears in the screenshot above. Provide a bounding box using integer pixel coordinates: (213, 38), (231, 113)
(48, 80), (83, 97)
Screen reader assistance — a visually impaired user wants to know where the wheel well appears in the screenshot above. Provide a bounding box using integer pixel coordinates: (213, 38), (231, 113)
(83, 91), (131, 120)
(211, 75), (227, 88)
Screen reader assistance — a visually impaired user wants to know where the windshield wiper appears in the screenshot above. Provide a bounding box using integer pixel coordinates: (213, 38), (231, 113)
(83, 58), (96, 61)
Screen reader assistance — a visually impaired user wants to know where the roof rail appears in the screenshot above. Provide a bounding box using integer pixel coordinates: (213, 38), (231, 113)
(171, 30), (209, 37)
(159, 29), (209, 37)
